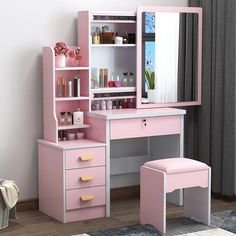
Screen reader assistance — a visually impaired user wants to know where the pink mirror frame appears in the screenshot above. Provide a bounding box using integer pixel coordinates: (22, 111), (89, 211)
(136, 6), (203, 108)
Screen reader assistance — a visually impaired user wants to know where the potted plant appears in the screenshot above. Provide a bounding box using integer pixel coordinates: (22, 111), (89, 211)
(54, 42), (69, 67)
(145, 68), (158, 103)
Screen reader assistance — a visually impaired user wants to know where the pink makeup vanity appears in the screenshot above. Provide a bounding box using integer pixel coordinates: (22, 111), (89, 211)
(38, 6), (202, 223)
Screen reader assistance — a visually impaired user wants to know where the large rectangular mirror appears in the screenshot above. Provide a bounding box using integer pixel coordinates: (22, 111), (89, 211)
(136, 7), (202, 108)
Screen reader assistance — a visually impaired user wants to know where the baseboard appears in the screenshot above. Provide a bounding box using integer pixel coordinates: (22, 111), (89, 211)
(111, 185), (140, 200)
(17, 199), (39, 211)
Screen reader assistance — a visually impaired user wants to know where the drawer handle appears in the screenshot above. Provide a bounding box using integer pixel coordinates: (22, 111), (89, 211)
(80, 175), (94, 182)
(80, 194), (95, 202)
(79, 156), (94, 161)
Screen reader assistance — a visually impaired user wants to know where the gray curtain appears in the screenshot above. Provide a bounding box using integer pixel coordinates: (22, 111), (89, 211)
(177, 14), (198, 102)
(186, 0), (236, 196)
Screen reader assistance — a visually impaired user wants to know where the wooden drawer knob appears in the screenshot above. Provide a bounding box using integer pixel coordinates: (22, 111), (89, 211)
(80, 175), (94, 182)
(79, 156), (94, 161)
(80, 194), (95, 202)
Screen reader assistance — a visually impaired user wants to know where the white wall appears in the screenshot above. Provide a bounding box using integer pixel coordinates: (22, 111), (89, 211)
(0, 0), (188, 201)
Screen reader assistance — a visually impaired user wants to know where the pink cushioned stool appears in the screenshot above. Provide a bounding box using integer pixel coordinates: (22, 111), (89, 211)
(140, 158), (211, 233)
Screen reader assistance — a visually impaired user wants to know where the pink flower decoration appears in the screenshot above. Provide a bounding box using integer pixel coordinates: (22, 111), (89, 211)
(54, 42), (69, 56)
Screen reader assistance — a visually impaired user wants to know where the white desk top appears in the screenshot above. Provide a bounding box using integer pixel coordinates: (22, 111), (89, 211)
(86, 108), (186, 120)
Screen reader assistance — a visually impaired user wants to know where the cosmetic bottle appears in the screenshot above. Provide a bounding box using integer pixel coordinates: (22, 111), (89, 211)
(112, 101), (117, 109)
(73, 108), (84, 125)
(107, 100), (112, 110)
(128, 72), (135, 87)
(62, 130), (67, 141)
(118, 100), (123, 109)
(104, 68), (108, 87)
(122, 99), (128, 108)
(101, 100), (106, 110)
(57, 77), (63, 97)
(122, 73), (128, 87)
(66, 112), (73, 125)
(60, 112), (66, 126)
(114, 75), (121, 87)
(62, 77), (67, 97)
(108, 75), (115, 87)
(68, 81), (72, 97)
(92, 27), (101, 44)
(74, 77), (80, 97)
(99, 68), (104, 88)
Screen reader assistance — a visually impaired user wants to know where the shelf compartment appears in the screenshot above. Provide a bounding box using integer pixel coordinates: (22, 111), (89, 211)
(91, 87), (136, 93)
(55, 97), (90, 101)
(91, 44), (136, 48)
(55, 67), (89, 71)
(58, 124), (91, 130)
(92, 95), (136, 101)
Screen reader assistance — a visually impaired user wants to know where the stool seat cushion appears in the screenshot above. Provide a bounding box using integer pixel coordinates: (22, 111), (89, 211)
(144, 158), (209, 174)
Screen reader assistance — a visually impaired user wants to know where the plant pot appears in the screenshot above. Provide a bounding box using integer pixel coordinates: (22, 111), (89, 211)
(148, 89), (158, 103)
(55, 55), (66, 67)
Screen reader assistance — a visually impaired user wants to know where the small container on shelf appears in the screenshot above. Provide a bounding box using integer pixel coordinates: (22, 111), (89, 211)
(122, 73), (128, 87)
(66, 112), (73, 125)
(91, 68), (99, 89)
(106, 99), (112, 110)
(74, 77), (80, 97)
(108, 74), (115, 87)
(73, 109), (84, 125)
(68, 81), (72, 97)
(114, 75), (121, 87)
(101, 100), (106, 110)
(62, 130), (67, 141)
(100, 25), (113, 44)
(128, 72), (135, 87)
(128, 33), (136, 44)
(112, 101), (117, 109)
(99, 68), (104, 88)
(67, 132), (76, 141)
(104, 68), (109, 87)
(57, 77), (63, 97)
(62, 77), (67, 97)
(122, 99), (129, 108)
(59, 112), (66, 126)
(76, 132), (85, 140)
(92, 27), (101, 44)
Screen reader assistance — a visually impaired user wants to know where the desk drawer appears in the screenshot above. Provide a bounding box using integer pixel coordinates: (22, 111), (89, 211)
(110, 116), (181, 140)
(66, 166), (106, 190)
(66, 147), (105, 169)
(66, 186), (106, 210)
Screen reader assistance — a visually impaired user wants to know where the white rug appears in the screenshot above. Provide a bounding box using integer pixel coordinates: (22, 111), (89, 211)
(181, 228), (235, 235)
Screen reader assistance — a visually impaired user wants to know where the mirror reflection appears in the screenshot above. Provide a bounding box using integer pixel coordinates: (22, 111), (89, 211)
(141, 12), (199, 104)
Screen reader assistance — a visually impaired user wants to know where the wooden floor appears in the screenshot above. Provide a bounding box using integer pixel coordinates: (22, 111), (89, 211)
(1, 197), (235, 236)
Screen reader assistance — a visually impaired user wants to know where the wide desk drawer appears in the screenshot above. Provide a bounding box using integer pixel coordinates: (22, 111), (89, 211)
(66, 147), (105, 169)
(66, 186), (106, 210)
(110, 116), (181, 140)
(66, 166), (106, 190)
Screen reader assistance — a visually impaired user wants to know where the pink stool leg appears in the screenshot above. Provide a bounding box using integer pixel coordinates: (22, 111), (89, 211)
(140, 166), (166, 233)
(184, 168), (211, 225)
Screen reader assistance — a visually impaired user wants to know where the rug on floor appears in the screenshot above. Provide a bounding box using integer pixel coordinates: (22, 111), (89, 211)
(73, 210), (236, 236)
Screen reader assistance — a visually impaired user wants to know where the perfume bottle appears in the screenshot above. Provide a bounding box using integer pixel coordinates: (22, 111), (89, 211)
(108, 75), (115, 87)
(128, 72), (135, 87)
(68, 81), (72, 97)
(66, 112), (73, 125)
(114, 75), (121, 87)
(57, 77), (63, 97)
(122, 73), (128, 87)
(60, 112), (66, 126)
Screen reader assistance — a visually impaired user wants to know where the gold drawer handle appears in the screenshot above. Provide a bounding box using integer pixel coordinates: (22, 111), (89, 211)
(79, 156), (94, 161)
(80, 175), (94, 182)
(80, 194), (95, 202)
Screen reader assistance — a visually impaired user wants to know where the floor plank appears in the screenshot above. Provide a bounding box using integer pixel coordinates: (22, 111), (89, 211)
(0, 198), (235, 236)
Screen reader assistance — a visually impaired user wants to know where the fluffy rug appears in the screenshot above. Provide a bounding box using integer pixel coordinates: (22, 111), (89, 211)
(74, 210), (236, 236)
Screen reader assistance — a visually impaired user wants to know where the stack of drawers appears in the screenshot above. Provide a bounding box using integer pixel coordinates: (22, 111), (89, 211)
(65, 146), (106, 222)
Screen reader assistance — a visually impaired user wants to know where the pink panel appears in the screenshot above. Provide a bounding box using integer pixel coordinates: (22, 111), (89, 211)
(66, 166), (106, 189)
(38, 143), (64, 222)
(140, 166), (166, 233)
(77, 12), (89, 67)
(166, 170), (209, 193)
(110, 116), (180, 140)
(84, 116), (107, 143)
(43, 47), (57, 142)
(66, 186), (106, 210)
(65, 206), (106, 223)
(65, 147), (105, 169)
(136, 6), (203, 109)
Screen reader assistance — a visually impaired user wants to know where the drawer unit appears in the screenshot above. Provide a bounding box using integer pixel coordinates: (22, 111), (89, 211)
(66, 166), (106, 190)
(110, 116), (181, 140)
(66, 186), (106, 210)
(66, 147), (105, 169)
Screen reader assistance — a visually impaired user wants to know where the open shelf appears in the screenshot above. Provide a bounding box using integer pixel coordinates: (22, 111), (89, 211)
(58, 124), (91, 130)
(55, 67), (89, 71)
(92, 95), (136, 101)
(55, 96), (90, 101)
(91, 44), (136, 48)
(91, 87), (136, 93)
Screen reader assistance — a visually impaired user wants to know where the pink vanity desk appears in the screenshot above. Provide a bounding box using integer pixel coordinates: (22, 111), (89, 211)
(84, 108), (186, 217)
